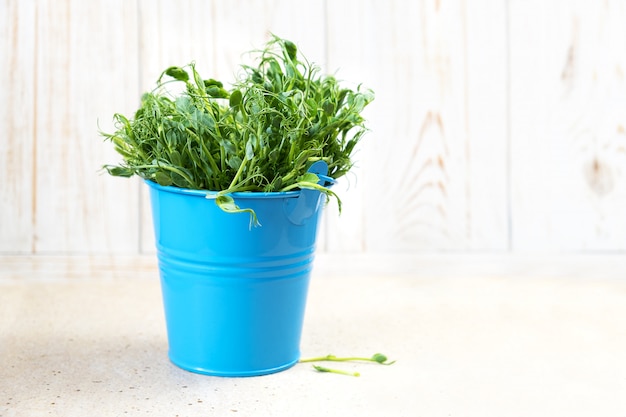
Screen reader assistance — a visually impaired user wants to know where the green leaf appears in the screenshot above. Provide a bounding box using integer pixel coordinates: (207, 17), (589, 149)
(169, 150), (182, 166)
(229, 89), (243, 108)
(215, 194), (260, 228)
(105, 166), (134, 177)
(271, 176), (282, 190)
(312, 365), (360, 377)
(170, 172), (188, 188)
(297, 172), (320, 184)
(372, 353), (389, 364)
(322, 101), (335, 115)
(284, 40), (297, 61)
(227, 156), (242, 170)
(245, 139), (255, 160)
(168, 127), (183, 146)
(220, 140), (236, 156)
(206, 86), (229, 99)
(268, 149), (279, 163)
(164, 66), (189, 82)
(204, 78), (223, 88)
(154, 171), (173, 186)
(175, 96), (193, 113)
(373, 353), (396, 365)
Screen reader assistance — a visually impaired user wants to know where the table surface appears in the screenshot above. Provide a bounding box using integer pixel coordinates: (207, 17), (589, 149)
(2, 254), (626, 417)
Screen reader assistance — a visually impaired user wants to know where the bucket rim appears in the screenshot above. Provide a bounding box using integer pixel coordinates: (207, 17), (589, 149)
(144, 180), (302, 199)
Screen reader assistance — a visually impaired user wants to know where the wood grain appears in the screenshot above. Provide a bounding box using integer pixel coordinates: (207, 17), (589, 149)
(464, 0), (509, 250)
(2, 0), (626, 256)
(326, 0), (508, 252)
(510, 0), (626, 250)
(0, 0), (36, 252)
(32, 0), (140, 253)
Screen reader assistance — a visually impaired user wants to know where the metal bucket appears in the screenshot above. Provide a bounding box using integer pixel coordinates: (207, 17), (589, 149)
(146, 178), (326, 377)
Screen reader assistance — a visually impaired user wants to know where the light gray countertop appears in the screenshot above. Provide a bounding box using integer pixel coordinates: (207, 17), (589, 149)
(2, 254), (626, 416)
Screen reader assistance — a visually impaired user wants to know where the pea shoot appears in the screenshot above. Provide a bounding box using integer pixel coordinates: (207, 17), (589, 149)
(312, 365), (360, 377)
(300, 353), (396, 365)
(300, 353), (396, 376)
(101, 35), (373, 221)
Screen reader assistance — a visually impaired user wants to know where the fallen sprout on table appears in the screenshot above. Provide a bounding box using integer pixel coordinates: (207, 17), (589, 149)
(299, 353), (396, 377)
(312, 365), (360, 377)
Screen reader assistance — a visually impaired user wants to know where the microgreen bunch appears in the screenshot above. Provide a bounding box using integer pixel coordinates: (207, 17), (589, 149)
(101, 35), (373, 218)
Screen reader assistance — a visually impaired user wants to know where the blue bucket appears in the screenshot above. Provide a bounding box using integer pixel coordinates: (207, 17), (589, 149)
(146, 175), (328, 377)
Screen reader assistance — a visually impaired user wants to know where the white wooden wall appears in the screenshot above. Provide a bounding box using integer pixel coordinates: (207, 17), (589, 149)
(1, 0), (626, 256)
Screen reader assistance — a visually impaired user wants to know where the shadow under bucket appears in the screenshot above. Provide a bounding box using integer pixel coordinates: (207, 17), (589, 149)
(146, 177), (327, 377)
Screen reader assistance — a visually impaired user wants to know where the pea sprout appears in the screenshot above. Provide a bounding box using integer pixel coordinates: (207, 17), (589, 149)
(312, 365), (360, 377)
(300, 353), (396, 376)
(300, 353), (396, 365)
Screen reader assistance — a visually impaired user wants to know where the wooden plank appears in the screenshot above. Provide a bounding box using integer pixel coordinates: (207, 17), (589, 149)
(33, 0), (140, 253)
(326, 0), (509, 252)
(137, 0), (326, 253)
(0, 0), (36, 253)
(464, 0), (509, 250)
(323, 0), (375, 253)
(510, 0), (626, 250)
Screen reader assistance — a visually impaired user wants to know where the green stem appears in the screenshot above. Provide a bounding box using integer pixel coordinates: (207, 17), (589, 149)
(280, 181), (342, 213)
(300, 353), (396, 365)
(133, 164), (196, 187)
(312, 365), (360, 377)
(186, 128), (218, 169)
(227, 157), (248, 190)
